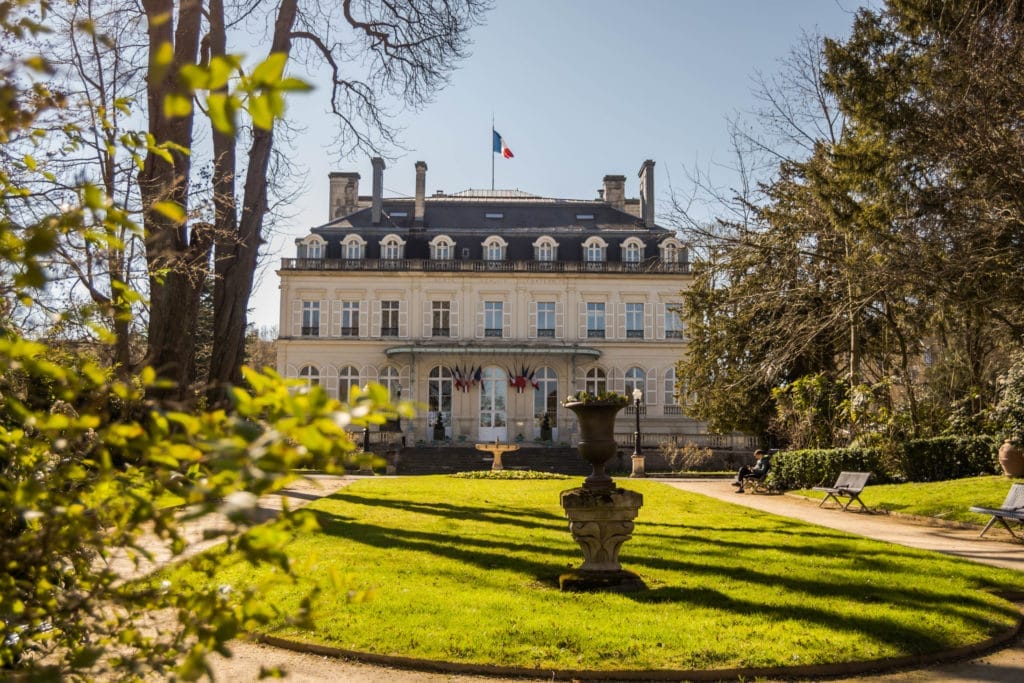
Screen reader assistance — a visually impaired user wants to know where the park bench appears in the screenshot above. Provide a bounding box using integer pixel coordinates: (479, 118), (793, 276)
(812, 471), (871, 511)
(969, 484), (1024, 539)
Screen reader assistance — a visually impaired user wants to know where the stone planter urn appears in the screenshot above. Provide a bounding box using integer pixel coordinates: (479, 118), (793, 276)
(564, 400), (625, 491)
(998, 440), (1024, 477)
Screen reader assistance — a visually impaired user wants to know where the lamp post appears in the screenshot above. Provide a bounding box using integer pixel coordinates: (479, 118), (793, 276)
(630, 387), (645, 478)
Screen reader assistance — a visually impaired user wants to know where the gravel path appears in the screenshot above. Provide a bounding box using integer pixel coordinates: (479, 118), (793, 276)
(202, 475), (1024, 682)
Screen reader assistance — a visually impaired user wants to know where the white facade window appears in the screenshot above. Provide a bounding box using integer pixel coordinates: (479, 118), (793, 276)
(537, 302), (555, 337)
(534, 367), (558, 422)
(432, 301), (451, 337)
(341, 301), (360, 337)
(430, 236), (454, 260)
(301, 301), (320, 337)
(625, 367), (645, 397)
(343, 234), (365, 260)
(585, 368), (607, 395)
(534, 238), (557, 261)
(338, 365), (359, 401)
(308, 241), (323, 259)
(660, 238), (683, 263)
(483, 236), (507, 261)
(586, 302), (605, 339)
(665, 303), (685, 339)
(622, 239), (644, 263)
(381, 300), (400, 336)
(484, 301), (503, 337)
(664, 368), (683, 414)
(428, 365), (453, 437)
(585, 241), (605, 262)
(380, 366), (401, 399)
(382, 237), (404, 260)
(626, 303), (644, 338)
(298, 365), (320, 388)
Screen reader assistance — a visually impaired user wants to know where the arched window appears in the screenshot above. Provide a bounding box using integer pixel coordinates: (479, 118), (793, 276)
(621, 238), (644, 263)
(482, 236), (507, 261)
(379, 366), (401, 399)
(533, 236), (558, 262)
(583, 237), (607, 268)
(664, 367), (679, 407)
(380, 234), (405, 260)
(338, 365), (360, 401)
(660, 238), (683, 263)
(430, 235), (454, 260)
(534, 367), (558, 424)
(298, 365), (320, 388)
(302, 235), (325, 259)
(625, 367), (645, 398)
(342, 234), (366, 260)
(585, 367), (607, 395)
(428, 366), (453, 438)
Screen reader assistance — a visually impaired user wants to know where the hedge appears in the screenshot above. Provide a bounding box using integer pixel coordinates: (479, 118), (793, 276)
(769, 436), (1000, 489)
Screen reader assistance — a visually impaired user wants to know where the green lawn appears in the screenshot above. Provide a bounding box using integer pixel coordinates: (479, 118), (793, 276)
(165, 476), (1024, 673)
(793, 475), (1023, 525)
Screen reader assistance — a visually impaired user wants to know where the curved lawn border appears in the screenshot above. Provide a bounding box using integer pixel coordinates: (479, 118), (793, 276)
(252, 604), (1021, 682)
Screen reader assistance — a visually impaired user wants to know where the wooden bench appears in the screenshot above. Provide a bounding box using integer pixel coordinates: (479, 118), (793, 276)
(969, 484), (1024, 539)
(812, 472), (871, 511)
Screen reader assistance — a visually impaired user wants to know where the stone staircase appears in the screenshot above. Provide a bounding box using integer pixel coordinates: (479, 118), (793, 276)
(394, 445), (615, 476)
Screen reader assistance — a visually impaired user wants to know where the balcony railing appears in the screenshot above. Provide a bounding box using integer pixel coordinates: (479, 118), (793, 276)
(537, 328), (555, 338)
(587, 329), (605, 339)
(626, 329), (644, 339)
(301, 326), (319, 337)
(281, 257), (690, 275)
(341, 326), (359, 337)
(431, 327), (450, 337)
(484, 328), (502, 337)
(380, 327), (399, 337)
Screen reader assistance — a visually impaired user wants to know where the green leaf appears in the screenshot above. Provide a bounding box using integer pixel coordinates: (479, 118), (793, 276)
(277, 77), (313, 92)
(206, 92), (236, 135)
(179, 64), (209, 91)
(251, 52), (287, 86)
(163, 92), (192, 118)
(249, 94), (273, 130)
(209, 56), (238, 90)
(152, 201), (185, 222)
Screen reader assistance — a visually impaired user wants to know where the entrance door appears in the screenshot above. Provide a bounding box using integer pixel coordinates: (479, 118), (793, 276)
(478, 366), (508, 441)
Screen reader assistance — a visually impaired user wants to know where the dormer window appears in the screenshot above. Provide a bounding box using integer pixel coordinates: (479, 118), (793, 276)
(660, 237), (684, 264)
(430, 235), (455, 260)
(621, 237), (645, 263)
(299, 234), (326, 259)
(583, 237), (607, 263)
(533, 236), (559, 262)
(308, 241), (322, 259)
(342, 234), (366, 260)
(483, 236), (507, 261)
(380, 234), (406, 260)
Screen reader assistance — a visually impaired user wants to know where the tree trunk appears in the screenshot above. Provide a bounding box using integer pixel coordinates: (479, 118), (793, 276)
(138, 0), (208, 402)
(207, 0), (298, 404)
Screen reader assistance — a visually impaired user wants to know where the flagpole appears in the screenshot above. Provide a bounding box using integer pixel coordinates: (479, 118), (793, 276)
(491, 115), (495, 191)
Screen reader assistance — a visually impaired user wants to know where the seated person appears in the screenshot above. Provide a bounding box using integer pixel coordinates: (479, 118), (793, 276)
(732, 450), (769, 493)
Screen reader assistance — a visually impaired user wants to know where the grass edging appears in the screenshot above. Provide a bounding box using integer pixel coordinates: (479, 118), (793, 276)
(252, 605), (1022, 681)
(782, 493), (1003, 534)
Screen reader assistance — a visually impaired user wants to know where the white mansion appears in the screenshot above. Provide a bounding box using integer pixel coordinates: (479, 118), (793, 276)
(276, 158), (708, 448)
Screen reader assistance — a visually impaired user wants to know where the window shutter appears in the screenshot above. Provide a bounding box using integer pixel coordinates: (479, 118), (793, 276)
(644, 303), (653, 340)
(528, 301), (537, 339)
(319, 300), (328, 337)
(297, 243), (307, 258)
(324, 365), (338, 399)
(291, 300), (302, 337)
(331, 300), (342, 337)
(475, 304), (484, 339)
(371, 301), (381, 338)
(503, 303), (511, 338)
(616, 302), (626, 339)
(451, 299), (460, 338)
(611, 367), (624, 393)
(365, 365), (379, 383)
(656, 304), (666, 340)
(578, 301), (587, 339)
(423, 301), (432, 337)
(646, 369), (658, 404)
(574, 366), (587, 394)
(555, 301), (564, 339)
(398, 303), (409, 338)
(359, 301), (368, 338)
(285, 364), (298, 378)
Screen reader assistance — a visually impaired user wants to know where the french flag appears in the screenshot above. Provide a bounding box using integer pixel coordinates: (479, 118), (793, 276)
(492, 129), (514, 159)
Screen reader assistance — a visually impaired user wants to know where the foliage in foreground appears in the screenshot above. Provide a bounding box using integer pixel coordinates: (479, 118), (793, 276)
(795, 475), (1024, 526)
(164, 477), (1024, 672)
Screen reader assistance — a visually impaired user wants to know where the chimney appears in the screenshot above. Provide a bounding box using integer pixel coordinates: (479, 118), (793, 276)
(602, 175), (626, 210)
(328, 172), (359, 220)
(638, 159), (655, 228)
(371, 157), (385, 225)
(414, 161), (427, 226)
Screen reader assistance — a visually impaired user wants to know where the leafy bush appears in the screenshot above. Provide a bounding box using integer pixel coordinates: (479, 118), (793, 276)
(994, 352), (1024, 446)
(771, 447), (890, 490)
(892, 436), (998, 482)
(658, 440), (714, 472)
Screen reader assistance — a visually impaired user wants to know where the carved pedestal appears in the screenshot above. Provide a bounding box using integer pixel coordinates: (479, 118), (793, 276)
(559, 486), (645, 592)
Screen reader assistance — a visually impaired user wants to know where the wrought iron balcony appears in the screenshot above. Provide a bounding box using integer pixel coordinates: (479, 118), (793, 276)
(281, 257), (690, 275)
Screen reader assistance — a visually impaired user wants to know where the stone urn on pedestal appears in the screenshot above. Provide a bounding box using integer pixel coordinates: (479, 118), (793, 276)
(559, 393), (645, 593)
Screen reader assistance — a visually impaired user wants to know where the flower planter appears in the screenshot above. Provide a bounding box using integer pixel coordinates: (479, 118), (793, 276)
(999, 440), (1024, 477)
(565, 400), (626, 491)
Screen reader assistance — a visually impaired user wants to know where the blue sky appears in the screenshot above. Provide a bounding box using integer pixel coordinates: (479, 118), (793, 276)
(252, 0), (866, 330)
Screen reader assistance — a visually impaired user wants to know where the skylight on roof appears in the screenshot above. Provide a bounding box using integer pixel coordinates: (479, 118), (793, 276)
(576, 214), (595, 220)
(391, 211), (408, 217)
(485, 212), (504, 219)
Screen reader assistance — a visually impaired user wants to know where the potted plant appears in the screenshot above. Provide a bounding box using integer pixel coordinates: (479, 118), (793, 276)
(994, 354), (1024, 477)
(563, 391), (630, 490)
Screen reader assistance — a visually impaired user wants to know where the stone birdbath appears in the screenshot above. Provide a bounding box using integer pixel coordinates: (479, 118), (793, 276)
(559, 394), (645, 593)
(475, 440), (519, 471)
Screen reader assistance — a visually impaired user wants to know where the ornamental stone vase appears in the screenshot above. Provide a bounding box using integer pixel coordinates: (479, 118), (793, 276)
(565, 401), (626, 491)
(998, 440), (1024, 477)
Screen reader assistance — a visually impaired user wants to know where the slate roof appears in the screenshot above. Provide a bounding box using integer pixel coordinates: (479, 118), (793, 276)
(305, 192), (681, 263)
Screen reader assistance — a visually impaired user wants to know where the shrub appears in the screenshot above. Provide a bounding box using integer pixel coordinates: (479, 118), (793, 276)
(771, 447), (890, 490)
(659, 440), (714, 472)
(892, 436), (999, 482)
